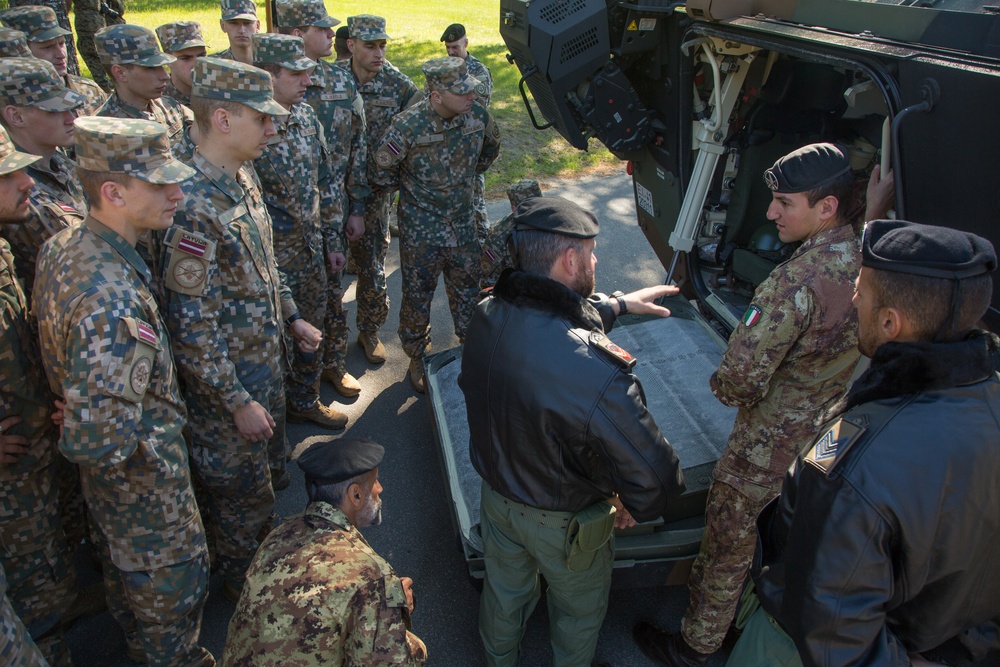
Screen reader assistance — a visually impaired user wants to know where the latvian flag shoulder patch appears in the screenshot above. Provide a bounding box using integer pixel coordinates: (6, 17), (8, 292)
(178, 233), (208, 257)
(135, 319), (158, 345)
(743, 305), (762, 327)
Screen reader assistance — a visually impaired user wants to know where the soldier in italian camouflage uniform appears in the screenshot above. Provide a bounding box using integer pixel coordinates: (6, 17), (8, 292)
(0, 58), (87, 300)
(0, 26), (32, 57)
(155, 21), (208, 107)
(0, 128), (77, 667)
(480, 179), (541, 288)
(634, 143), (864, 666)
(0, 563), (50, 667)
(1, 6), (106, 116)
(441, 23), (494, 241)
(251, 32), (350, 431)
(8, 0), (78, 75)
(341, 14), (423, 365)
(213, 0), (258, 65)
(223, 437), (427, 666)
(156, 57), (322, 602)
(74, 0), (125, 93)
(275, 0), (368, 399)
(372, 57), (500, 392)
(33, 116), (213, 667)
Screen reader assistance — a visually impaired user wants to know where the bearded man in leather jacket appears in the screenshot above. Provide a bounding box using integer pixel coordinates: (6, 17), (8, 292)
(459, 196), (687, 667)
(730, 219), (1000, 667)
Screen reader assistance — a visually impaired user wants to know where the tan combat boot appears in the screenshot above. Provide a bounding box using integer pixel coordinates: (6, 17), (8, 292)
(409, 357), (426, 394)
(322, 367), (361, 397)
(287, 401), (348, 430)
(357, 332), (386, 363)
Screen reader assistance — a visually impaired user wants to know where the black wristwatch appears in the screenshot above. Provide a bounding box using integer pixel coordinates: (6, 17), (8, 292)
(285, 312), (303, 327)
(611, 290), (628, 315)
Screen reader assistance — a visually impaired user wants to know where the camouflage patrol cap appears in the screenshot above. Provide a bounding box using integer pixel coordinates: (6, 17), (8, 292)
(96, 24), (177, 67)
(0, 126), (41, 176)
(422, 56), (480, 94)
(440, 23), (465, 43)
(507, 179), (541, 208)
(298, 436), (384, 486)
(74, 116), (196, 184)
(253, 33), (315, 71)
(191, 57), (287, 116)
(764, 142), (851, 194)
(347, 15), (389, 41)
(274, 0), (339, 29)
(155, 21), (208, 54)
(0, 26), (31, 58)
(220, 0), (257, 22)
(0, 5), (71, 43)
(0, 58), (86, 112)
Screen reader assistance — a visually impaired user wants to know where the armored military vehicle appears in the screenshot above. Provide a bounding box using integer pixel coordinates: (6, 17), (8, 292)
(427, 0), (1000, 586)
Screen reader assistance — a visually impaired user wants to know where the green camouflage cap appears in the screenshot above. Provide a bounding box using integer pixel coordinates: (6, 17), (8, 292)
(274, 0), (339, 29)
(347, 15), (389, 41)
(0, 126), (42, 176)
(253, 34), (315, 71)
(0, 5), (71, 43)
(155, 21), (208, 54)
(0, 58), (86, 112)
(507, 179), (541, 208)
(96, 24), (177, 67)
(0, 26), (31, 58)
(220, 0), (257, 21)
(191, 56), (288, 116)
(422, 56), (480, 94)
(74, 116), (196, 184)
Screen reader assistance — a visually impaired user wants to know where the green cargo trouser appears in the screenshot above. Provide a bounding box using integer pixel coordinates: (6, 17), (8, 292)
(726, 606), (802, 667)
(478, 482), (613, 667)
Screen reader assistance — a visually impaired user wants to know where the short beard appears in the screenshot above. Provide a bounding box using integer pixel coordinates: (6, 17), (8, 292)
(572, 266), (595, 298)
(357, 493), (382, 527)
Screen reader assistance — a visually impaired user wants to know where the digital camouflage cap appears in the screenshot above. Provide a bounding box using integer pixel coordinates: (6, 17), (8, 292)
(74, 117), (196, 184)
(0, 58), (86, 112)
(507, 179), (542, 208)
(422, 56), (479, 94)
(191, 56), (287, 116)
(347, 15), (389, 41)
(220, 0), (257, 22)
(0, 26), (31, 58)
(96, 24), (177, 67)
(253, 33), (315, 71)
(0, 5), (71, 43)
(0, 126), (41, 176)
(274, 0), (339, 29)
(156, 21), (208, 54)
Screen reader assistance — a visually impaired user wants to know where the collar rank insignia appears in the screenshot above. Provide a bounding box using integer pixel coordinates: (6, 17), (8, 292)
(804, 418), (865, 474)
(590, 331), (636, 370)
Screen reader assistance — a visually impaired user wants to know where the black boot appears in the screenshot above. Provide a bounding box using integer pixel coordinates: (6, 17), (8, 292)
(633, 621), (710, 667)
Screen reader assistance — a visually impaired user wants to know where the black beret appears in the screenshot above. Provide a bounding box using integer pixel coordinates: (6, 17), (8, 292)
(335, 25), (349, 40)
(514, 195), (599, 239)
(763, 142), (852, 193)
(862, 219), (997, 279)
(297, 437), (384, 485)
(440, 23), (465, 42)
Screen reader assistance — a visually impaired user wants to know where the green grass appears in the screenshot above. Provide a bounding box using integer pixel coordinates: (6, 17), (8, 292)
(16, 0), (621, 197)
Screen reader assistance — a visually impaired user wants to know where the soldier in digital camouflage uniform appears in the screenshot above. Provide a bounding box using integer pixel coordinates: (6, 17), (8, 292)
(223, 437), (427, 666)
(0, 26), (32, 57)
(0, 563), (49, 667)
(156, 57), (322, 602)
(0, 127), (77, 667)
(275, 0), (368, 399)
(1, 6), (106, 116)
(33, 116), (213, 667)
(371, 56), (500, 392)
(333, 25), (350, 65)
(74, 0), (125, 93)
(94, 24), (189, 146)
(341, 14), (423, 365)
(155, 21), (208, 108)
(441, 23), (494, 242)
(251, 32), (350, 432)
(0, 58), (87, 300)
(480, 179), (541, 288)
(634, 143), (866, 667)
(214, 0), (258, 65)
(8, 0), (78, 75)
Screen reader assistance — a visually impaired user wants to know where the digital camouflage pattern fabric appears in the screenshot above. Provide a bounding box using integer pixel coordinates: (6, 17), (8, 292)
(222, 502), (427, 666)
(273, 0), (339, 29)
(2, 2), (78, 74)
(0, 564), (49, 667)
(96, 94), (189, 147)
(681, 222), (862, 654)
(67, 74), (108, 116)
(74, 0), (126, 93)
(480, 179), (541, 286)
(155, 21), (207, 54)
(0, 26), (30, 57)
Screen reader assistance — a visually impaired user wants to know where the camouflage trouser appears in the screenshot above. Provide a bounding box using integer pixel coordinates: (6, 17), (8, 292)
(681, 475), (780, 654)
(474, 172), (489, 243)
(75, 9), (124, 92)
(1, 461), (76, 667)
(98, 546), (213, 667)
(282, 257), (327, 411)
(348, 191), (391, 335)
(398, 238), (481, 359)
(321, 262), (349, 373)
(56, 457), (88, 558)
(10, 0), (79, 75)
(0, 573), (50, 667)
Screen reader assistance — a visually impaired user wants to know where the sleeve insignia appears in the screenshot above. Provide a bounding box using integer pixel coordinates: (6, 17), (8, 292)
(375, 148), (393, 167)
(742, 304), (762, 327)
(804, 418), (865, 474)
(590, 331), (636, 370)
(163, 228), (214, 296)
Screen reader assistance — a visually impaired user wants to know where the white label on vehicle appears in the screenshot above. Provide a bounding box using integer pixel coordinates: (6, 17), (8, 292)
(636, 181), (655, 217)
(639, 18), (656, 31)
(613, 112), (622, 123)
